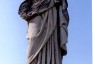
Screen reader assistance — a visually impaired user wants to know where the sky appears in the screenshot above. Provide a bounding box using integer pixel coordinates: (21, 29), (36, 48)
(0, 0), (92, 64)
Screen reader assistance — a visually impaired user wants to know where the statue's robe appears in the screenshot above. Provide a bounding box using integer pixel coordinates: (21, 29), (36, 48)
(18, 0), (69, 64)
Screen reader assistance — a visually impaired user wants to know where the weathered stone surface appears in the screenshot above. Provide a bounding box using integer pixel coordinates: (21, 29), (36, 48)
(18, 0), (69, 64)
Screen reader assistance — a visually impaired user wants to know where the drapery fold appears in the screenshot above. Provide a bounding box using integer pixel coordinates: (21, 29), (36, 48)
(18, 0), (69, 64)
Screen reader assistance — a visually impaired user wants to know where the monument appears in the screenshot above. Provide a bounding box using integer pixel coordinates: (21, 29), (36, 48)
(18, 0), (69, 64)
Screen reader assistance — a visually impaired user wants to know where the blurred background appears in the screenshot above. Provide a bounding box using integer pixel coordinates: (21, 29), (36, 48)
(0, 0), (92, 64)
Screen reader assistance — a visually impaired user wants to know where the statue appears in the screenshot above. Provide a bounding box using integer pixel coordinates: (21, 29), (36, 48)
(18, 0), (69, 64)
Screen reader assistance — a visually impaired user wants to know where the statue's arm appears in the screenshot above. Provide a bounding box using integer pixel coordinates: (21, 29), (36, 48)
(62, 0), (69, 25)
(18, 0), (31, 21)
(59, 0), (69, 55)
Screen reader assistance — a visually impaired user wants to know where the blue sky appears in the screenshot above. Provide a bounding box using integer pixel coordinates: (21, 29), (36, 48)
(0, 0), (92, 64)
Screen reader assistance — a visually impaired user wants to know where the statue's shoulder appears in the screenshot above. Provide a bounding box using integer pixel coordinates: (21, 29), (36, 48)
(19, 1), (29, 10)
(18, 0), (31, 14)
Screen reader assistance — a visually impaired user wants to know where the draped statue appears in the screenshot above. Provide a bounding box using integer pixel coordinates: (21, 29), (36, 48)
(18, 0), (69, 64)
